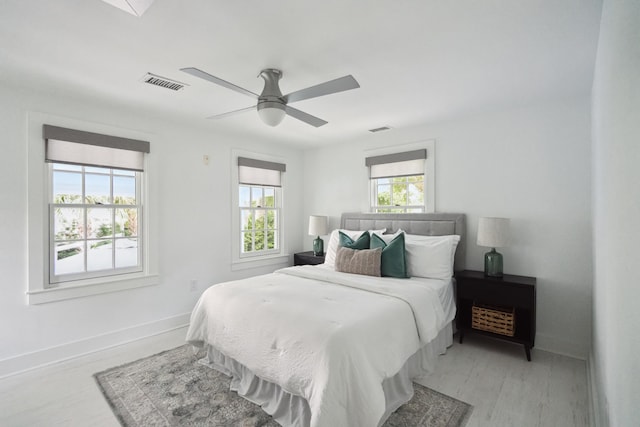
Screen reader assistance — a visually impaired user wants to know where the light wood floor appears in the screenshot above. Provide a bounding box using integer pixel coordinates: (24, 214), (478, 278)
(0, 328), (590, 427)
(418, 335), (590, 427)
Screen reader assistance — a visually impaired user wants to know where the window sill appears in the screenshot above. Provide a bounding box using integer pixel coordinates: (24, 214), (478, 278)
(231, 254), (291, 271)
(27, 273), (159, 305)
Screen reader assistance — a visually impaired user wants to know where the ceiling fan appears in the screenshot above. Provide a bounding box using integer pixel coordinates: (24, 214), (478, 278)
(180, 67), (360, 127)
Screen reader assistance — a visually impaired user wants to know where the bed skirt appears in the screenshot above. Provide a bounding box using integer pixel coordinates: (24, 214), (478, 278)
(198, 322), (453, 427)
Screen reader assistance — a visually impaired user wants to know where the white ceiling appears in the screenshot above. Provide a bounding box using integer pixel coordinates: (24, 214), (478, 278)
(0, 0), (603, 147)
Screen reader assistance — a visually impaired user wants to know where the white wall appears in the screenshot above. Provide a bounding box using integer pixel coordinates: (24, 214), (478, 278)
(303, 98), (593, 358)
(591, 0), (640, 425)
(0, 83), (305, 376)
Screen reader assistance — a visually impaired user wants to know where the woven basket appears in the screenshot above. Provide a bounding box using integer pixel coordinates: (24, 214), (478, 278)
(472, 303), (515, 337)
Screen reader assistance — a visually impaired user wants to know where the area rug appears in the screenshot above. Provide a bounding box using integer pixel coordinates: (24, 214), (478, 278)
(95, 345), (472, 427)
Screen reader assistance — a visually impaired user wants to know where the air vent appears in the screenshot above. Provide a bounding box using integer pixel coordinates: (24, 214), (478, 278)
(368, 126), (392, 133)
(141, 73), (187, 91)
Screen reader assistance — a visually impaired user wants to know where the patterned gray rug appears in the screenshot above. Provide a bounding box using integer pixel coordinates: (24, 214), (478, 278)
(95, 345), (472, 427)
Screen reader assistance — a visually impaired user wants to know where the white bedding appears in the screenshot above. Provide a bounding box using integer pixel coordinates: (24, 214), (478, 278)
(186, 265), (454, 427)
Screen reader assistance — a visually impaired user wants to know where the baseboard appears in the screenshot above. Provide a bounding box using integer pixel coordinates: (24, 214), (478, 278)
(535, 332), (588, 360)
(0, 312), (190, 379)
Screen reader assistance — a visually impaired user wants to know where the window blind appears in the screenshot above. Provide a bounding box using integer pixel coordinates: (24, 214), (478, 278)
(365, 149), (426, 179)
(238, 157), (286, 187)
(43, 125), (150, 171)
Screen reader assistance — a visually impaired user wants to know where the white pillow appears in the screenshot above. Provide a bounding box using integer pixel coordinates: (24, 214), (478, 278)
(402, 233), (461, 279)
(324, 228), (386, 269)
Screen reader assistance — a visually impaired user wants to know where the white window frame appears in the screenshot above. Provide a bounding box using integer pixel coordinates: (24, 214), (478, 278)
(27, 113), (158, 305)
(231, 150), (289, 270)
(48, 163), (144, 284)
(365, 140), (436, 213)
(371, 174), (426, 213)
(238, 184), (281, 257)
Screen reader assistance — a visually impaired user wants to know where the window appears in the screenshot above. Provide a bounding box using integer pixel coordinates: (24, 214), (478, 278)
(239, 185), (279, 254)
(237, 157), (285, 258)
(372, 175), (425, 213)
(366, 149), (427, 213)
(44, 124), (150, 286)
(49, 163), (142, 283)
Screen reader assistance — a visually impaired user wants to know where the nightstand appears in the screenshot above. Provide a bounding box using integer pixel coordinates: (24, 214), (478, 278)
(294, 251), (325, 266)
(455, 269), (537, 361)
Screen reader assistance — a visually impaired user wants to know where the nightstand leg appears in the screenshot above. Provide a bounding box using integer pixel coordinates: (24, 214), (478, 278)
(524, 345), (531, 362)
(459, 329), (464, 344)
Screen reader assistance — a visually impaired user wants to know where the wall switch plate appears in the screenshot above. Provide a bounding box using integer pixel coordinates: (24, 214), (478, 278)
(190, 279), (197, 291)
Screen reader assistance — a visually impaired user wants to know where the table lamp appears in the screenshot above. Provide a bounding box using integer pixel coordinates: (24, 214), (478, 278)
(308, 215), (328, 256)
(477, 217), (510, 277)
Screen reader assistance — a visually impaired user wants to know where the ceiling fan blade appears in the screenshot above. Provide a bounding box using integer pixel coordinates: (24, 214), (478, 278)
(284, 105), (328, 127)
(206, 106), (255, 120)
(180, 67), (258, 99)
(283, 75), (360, 104)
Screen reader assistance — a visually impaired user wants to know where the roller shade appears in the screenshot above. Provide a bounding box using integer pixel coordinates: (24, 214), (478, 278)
(44, 125), (150, 171)
(238, 157), (286, 187)
(365, 149), (426, 179)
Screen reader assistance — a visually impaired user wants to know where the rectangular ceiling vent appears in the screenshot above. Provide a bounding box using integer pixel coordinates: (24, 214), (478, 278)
(141, 73), (187, 91)
(368, 126), (392, 133)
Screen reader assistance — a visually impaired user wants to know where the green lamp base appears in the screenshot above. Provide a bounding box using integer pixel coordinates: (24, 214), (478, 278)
(484, 248), (503, 277)
(313, 236), (324, 257)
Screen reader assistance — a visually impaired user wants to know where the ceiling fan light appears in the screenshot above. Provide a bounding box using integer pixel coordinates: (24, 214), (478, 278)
(257, 102), (286, 127)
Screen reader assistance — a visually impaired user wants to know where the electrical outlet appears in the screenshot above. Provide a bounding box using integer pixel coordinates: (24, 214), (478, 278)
(203, 155), (210, 165)
(190, 279), (197, 291)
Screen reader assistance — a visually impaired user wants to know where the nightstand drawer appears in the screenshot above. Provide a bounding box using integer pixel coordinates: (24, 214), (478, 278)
(457, 279), (533, 308)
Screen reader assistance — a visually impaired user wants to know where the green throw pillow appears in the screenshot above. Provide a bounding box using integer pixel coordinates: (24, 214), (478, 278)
(339, 231), (370, 250)
(370, 233), (408, 278)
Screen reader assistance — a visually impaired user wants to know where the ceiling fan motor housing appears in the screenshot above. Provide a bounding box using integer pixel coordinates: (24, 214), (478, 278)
(258, 69), (283, 98)
(257, 69), (285, 107)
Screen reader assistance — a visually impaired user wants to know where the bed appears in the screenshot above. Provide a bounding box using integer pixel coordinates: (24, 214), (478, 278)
(186, 212), (466, 427)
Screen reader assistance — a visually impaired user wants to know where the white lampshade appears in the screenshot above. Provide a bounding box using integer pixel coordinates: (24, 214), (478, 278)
(308, 215), (328, 236)
(257, 104), (286, 127)
(477, 217), (510, 248)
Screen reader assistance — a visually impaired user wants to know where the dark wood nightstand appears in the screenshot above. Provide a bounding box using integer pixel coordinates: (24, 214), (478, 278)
(455, 269), (537, 361)
(294, 251), (325, 266)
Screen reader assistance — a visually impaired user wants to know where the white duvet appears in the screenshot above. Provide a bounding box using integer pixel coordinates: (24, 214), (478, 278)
(186, 265), (448, 427)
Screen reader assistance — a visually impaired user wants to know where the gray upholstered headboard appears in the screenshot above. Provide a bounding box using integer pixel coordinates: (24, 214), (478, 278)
(340, 212), (466, 271)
